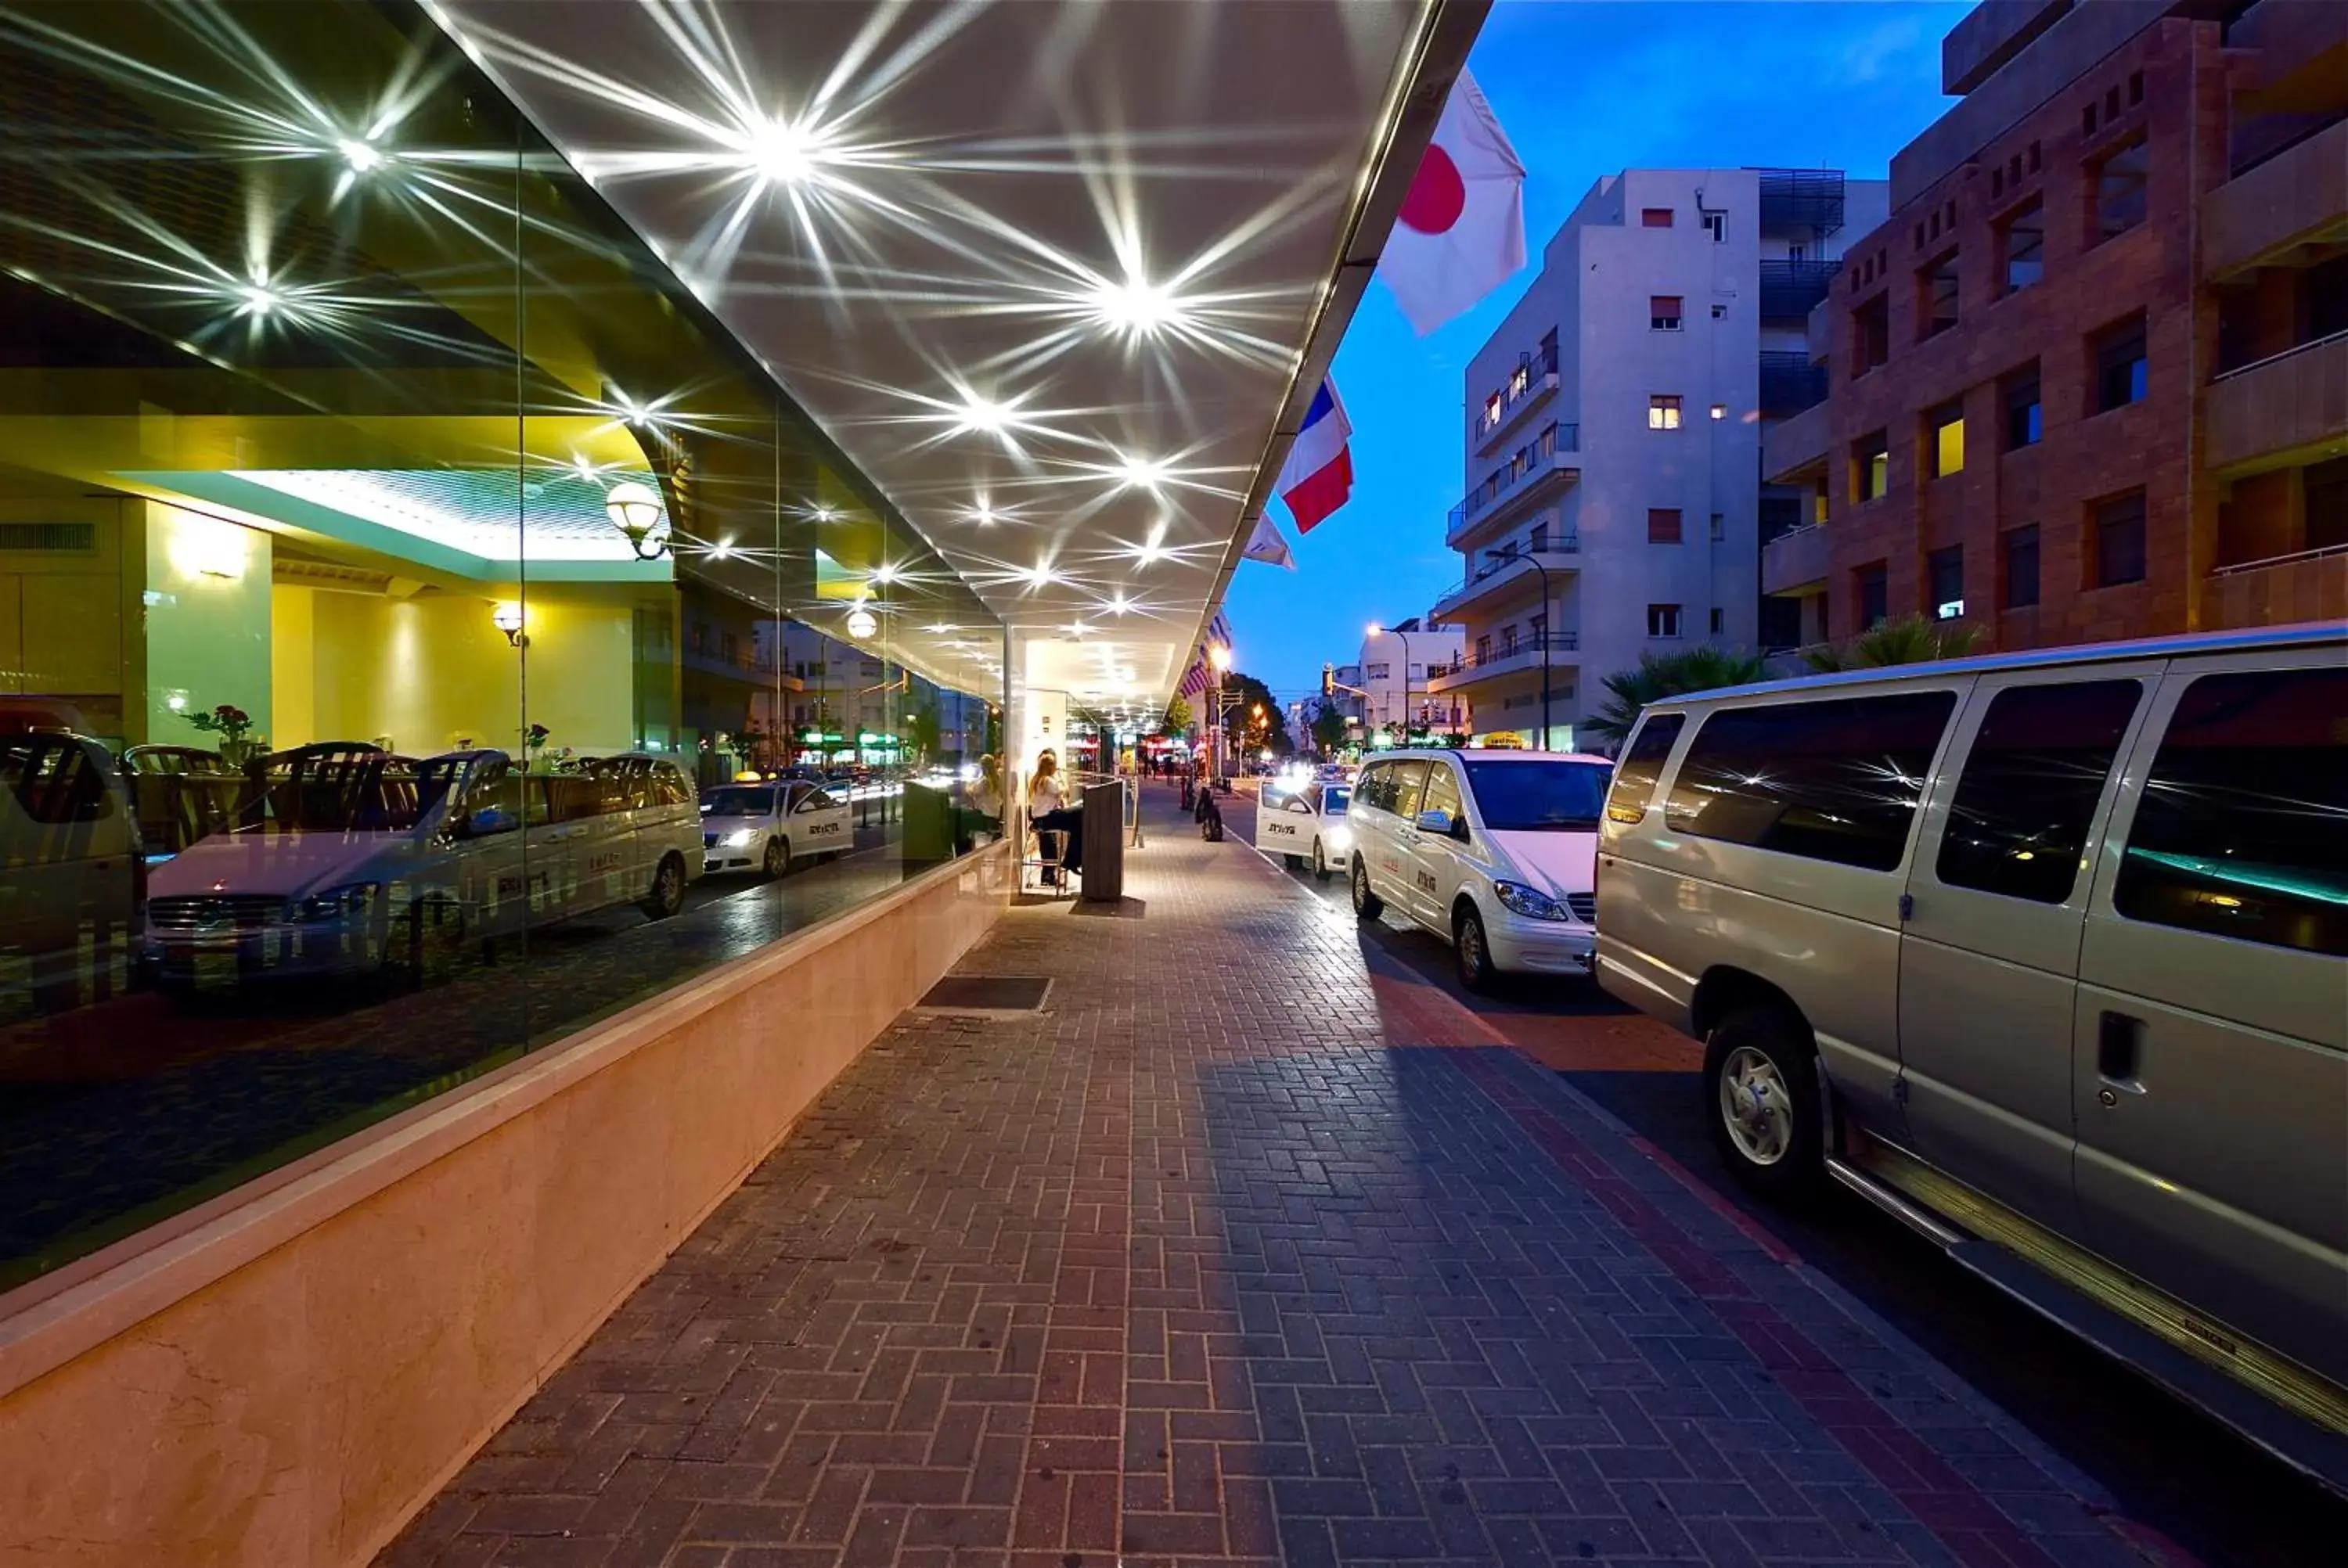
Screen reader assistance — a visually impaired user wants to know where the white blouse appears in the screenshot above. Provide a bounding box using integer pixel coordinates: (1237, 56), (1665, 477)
(1029, 774), (1067, 815)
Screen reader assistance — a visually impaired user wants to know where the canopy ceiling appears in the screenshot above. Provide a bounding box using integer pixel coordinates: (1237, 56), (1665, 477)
(424, 0), (1480, 720)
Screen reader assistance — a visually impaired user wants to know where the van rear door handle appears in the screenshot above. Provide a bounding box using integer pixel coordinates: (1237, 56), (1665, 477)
(2096, 1011), (2145, 1091)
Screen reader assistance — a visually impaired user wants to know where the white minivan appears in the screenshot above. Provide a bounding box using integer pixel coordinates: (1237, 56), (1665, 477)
(1596, 624), (2347, 1487)
(1347, 748), (1612, 990)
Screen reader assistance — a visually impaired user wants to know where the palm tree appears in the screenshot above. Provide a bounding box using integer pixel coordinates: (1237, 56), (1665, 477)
(1588, 648), (1770, 744)
(1803, 613), (1986, 673)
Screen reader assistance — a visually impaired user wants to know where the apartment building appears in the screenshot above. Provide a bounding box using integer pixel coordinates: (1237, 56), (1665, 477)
(1356, 617), (1468, 740)
(1431, 167), (1887, 749)
(1763, 0), (2348, 650)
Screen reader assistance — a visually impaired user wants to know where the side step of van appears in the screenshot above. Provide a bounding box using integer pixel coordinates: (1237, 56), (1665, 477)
(1826, 1152), (2348, 1498)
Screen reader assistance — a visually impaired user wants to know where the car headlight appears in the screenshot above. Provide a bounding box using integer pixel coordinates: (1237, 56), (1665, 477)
(1493, 880), (1569, 921)
(294, 882), (379, 922)
(1325, 825), (1352, 851)
(722, 829), (758, 847)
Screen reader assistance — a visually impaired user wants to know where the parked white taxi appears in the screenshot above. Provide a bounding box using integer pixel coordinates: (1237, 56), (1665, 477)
(1254, 778), (1351, 881)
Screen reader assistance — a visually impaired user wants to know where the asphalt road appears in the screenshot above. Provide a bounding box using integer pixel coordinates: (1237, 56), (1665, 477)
(1208, 783), (2346, 1568)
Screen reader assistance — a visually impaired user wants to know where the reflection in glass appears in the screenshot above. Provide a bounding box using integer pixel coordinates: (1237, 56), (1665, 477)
(0, 0), (1003, 1296)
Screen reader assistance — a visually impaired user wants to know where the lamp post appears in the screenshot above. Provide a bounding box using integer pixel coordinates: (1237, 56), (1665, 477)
(1207, 641), (1233, 786)
(1483, 548), (1554, 750)
(1367, 620), (1419, 744)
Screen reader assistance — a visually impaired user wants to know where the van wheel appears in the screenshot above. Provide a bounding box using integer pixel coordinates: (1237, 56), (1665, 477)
(1312, 840), (1332, 882)
(1703, 1007), (1824, 1199)
(1453, 904), (1494, 993)
(641, 854), (686, 920)
(763, 836), (790, 878)
(1350, 856), (1383, 921)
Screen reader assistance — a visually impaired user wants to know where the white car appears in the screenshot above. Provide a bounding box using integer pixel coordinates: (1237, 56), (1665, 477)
(700, 779), (851, 876)
(1347, 748), (1612, 991)
(1254, 779), (1352, 881)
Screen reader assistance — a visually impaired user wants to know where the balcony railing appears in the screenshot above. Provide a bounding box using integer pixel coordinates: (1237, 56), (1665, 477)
(1434, 539), (1579, 606)
(1757, 168), (1846, 236)
(1758, 257), (1843, 319)
(1759, 351), (1829, 416)
(1474, 343), (1560, 443)
(1431, 633), (1581, 678)
(1453, 422), (1578, 532)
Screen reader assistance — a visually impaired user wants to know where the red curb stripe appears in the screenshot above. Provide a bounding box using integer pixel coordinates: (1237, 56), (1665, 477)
(1449, 1051), (2078, 1568)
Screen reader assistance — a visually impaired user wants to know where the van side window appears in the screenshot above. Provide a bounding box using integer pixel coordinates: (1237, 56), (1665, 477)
(1358, 764), (1388, 812)
(1421, 763), (1464, 825)
(2112, 667), (2347, 956)
(1936, 680), (2142, 904)
(1388, 761), (1432, 821)
(1, 739), (113, 824)
(1605, 713), (1684, 823)
(1666, 692), (1957, 871)
(654, 765), (691, 806)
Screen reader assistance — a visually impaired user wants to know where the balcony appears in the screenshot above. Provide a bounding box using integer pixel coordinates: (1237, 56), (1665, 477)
(1473, 343), (1561, 455)
(1757, 168), (1846, 236)
(1427, 633), (1580, 695)
(1428, 542), (1580, 620)
(1447, 422), (1579, 547)
(1761, 521), (1832, 596)
(1759, 258), (1843, 319)
(2206, 543), (2348, 630)
(2206, 329), (2348, 473)
(2204, 117), (2348, 280)
(1759, 351), (1829, 417)
(1762, 400), (1831, 485)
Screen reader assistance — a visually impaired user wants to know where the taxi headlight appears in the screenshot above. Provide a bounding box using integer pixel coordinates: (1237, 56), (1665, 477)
(1326, 824), (1352, 851)
(1493, 880), (1569, 922)
(722, 829), (758, 847)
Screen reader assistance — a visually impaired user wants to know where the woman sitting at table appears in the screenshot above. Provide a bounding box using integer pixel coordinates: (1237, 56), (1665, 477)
(1027, 749), (1085, 886)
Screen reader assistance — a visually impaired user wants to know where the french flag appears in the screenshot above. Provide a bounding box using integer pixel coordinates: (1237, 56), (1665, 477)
(1277, 378), (1352, 534)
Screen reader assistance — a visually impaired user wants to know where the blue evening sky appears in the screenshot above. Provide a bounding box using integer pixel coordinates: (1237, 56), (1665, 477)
(1226, 0), (1970, 699)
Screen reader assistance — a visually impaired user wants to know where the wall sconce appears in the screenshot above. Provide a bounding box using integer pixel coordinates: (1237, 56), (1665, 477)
(492, 601), (528, 647)
(845, 606), (879, 640)
(604, 480), (668, 559)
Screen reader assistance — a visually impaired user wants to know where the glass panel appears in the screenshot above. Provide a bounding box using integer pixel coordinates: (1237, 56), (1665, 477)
(1937, 681), (2143, 903)
(1388, 761), (1431, 820)
(2115, 669), (2348, 955)
(1607, 714), (1685, 823)
(1666, 692), (1957, 871)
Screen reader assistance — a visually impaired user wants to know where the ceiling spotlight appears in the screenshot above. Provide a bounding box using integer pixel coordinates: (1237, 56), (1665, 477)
(1107, 594), (1134, 616)
(927, 622), (956, 634)
(236, 283), (280, 319)
(747, 117), (821, 185)
(813, 505), (837, 523)
(1113, 453), (1167, 491)
(1021, 563), (1057, 588)
(337, 138), (385, 174)
(870, 563), (899, 586)
(1087, 273), (1183, 338)
(709, 538), (736, 560)
(967, 499), (997, 526)
(1067, 623), (1093, 638)
(953, 394), (1013, 437)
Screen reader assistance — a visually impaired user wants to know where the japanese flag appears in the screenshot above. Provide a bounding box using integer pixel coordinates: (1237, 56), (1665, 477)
(1377, 68), (1526, 335)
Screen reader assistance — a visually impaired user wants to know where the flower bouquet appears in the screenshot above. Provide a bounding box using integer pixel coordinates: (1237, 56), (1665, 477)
(186, 702), (263, 769)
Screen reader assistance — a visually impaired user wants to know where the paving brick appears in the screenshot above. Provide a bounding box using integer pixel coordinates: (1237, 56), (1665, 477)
(375, 791), (2163, 1568)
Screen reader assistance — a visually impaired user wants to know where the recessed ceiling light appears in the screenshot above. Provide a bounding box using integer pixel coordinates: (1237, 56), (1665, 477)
(747, 117), (822, 185)
(1113, 453), (1167, 491)
(236, 283), (280, 318)
(338, 138), (385, 174)
(1086, 272), (1183, 338)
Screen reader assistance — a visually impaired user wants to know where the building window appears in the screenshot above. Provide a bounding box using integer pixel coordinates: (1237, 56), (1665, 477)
(2308, 455), (2348, 551)
(2094, 136), (2149, 242)
(1500, 625), (1518, 655)
(2003, 363), (2043, 449)
(1928, 401), (1965, 478)
(2094, 315), (2148, 412)
(1853, 294), (1890, 376)
(1711, 303), (1727, 319)
(1998, 199), (2044, 293)
(1928, 545), (1964, 618)
(1709, 403), (1727, 420)
(1702, 210), (1727, 242)
(1650, 294), (1683, 331)
(1530, 520), (1548, 552)
(1648, 508), (1684, 544)
(1367, 661), (1390, 680)
(1710, 512), (1726, 541)
(2094, 490), (2148, 586)
(2002, 523), (2041, 608)
(2128, 69), (2144, 107)
(1648, 603), (1683, 638)
(1641, 207), (1674, 228)
(1529, 612), (1547, 642)
(1648, 394), (1683, 430)
(1853, 430), (1890, 502)
(1709, 607), (1726, 635)
(1857, 562), (1889, 628)
(1473, 638), (1489, 666)
(1919, 250), (1960, 338)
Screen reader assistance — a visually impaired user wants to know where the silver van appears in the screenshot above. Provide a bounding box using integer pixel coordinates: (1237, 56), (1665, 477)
(1595, 624), (2346, 1487)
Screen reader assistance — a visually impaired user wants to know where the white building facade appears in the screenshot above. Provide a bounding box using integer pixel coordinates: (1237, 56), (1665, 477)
(1428, 168), (1888, 750)
(1355, 617), (1467, 743)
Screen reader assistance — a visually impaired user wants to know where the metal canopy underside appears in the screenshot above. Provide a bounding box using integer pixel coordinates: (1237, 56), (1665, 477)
(425, 0), (1476, 720)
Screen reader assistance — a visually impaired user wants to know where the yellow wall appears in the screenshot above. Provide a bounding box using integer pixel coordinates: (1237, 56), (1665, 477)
(142, 502), (272, 750)
(0, 496), (135, 740)
(272, 587), (636, 757)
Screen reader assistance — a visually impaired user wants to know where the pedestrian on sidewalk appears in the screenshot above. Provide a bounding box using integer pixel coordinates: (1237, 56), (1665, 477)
(1027, 748), (1083, 886)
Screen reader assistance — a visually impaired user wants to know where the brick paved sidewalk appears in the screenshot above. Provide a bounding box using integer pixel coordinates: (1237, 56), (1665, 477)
(383, 789), (2171, 1568)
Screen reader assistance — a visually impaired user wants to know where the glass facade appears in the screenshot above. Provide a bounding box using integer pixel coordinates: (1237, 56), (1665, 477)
(0, 1), (1004, 1293)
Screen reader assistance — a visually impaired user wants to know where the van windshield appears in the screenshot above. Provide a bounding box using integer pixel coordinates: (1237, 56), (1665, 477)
(234, 750), (468, 835)
(1462, 760), (1611, 832)
(703, 786), (777, 816)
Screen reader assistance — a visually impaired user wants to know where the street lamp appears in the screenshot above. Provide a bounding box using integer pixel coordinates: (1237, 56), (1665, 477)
(1207, 641), (1233, 786)
(1484, 548), (1554, 750)
(1367, 620), (1418, 743)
